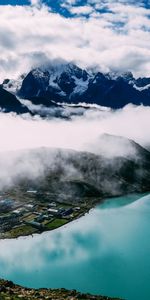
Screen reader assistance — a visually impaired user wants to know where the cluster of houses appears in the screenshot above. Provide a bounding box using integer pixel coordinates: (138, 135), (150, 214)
(0, 214), (19, 232)
(0, 198), (14, 213)
(0, 194), (81, 234)
(0, 198), (35, 233)
(25, 203), (74, 230)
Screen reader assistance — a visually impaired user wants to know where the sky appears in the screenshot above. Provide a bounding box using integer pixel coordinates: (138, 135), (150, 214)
(0, 0), (150, 80)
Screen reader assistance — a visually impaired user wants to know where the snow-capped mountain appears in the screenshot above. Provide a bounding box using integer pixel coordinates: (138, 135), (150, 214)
(2, 62), (150, 110)
(18, 63), (91, 103)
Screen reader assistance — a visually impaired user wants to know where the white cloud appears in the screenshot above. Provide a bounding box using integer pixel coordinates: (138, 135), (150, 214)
(0, 104), (149, 153)
(30, 0), (42, 7)
(0, 104), (149, 191)
(63, 0), (78, 4)
(68, 5), (94, 15)
(0, 2), (150, 81)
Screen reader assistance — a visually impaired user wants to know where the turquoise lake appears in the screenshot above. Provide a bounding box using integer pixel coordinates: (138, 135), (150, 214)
(0, 193), (150, 300)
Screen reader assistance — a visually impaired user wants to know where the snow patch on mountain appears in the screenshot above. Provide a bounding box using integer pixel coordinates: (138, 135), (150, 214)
(133, 83), (150, 91)
(2, 75), (26, 94)
(71, 76), (90, 96)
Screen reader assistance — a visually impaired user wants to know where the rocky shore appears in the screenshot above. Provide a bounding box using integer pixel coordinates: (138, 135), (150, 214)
(0, 279), (122, 300)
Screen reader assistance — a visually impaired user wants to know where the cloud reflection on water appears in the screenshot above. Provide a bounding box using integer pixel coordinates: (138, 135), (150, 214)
(0, 194), (150, 300)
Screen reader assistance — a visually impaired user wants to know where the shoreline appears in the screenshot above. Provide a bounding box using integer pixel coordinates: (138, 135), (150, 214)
(0, 207), (92, 242)
(0, 191), (148, 242)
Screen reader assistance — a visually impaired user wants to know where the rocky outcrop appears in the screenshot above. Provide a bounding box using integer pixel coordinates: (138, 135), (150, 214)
(0, 279), (121, 300)
(0, 85), (30, 114)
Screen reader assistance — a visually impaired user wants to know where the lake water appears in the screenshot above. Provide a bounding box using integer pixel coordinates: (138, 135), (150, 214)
(0, 193), (150, 300)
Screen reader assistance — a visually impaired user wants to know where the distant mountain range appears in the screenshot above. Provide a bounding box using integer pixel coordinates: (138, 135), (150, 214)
(1, 62), (150, 114)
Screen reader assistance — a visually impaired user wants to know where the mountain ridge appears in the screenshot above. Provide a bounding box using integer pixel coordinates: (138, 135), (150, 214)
(0, 85), (30, 114)
(2, 62), (150, 109)
(1, 135), (150, 198)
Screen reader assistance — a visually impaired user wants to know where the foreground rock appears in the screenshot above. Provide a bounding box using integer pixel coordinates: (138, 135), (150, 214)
(0, 279), (121, 300)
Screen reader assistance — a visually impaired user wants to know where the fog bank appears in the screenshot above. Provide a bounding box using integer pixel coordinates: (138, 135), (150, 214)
(0, 104), (149, 154)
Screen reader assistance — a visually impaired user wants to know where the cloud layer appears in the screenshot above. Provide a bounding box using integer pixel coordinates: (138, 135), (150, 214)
(0, 1), (150, 81)
(0, 104), (149, 154)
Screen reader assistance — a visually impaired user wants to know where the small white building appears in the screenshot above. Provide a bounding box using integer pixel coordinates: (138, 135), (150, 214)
(49, 202), (57, 207)
(48, 208), (58, 214)
(27, 190), (37, 194)
(12, 209), (22, 215)
(25, 204), (34, 209)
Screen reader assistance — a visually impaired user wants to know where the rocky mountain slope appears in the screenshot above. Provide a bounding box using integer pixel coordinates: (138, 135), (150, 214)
(0, 279), (121, 300)
(3, 62), (150, 110)
(2, 135), (150, 200)
(0, 85), (30, 114)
